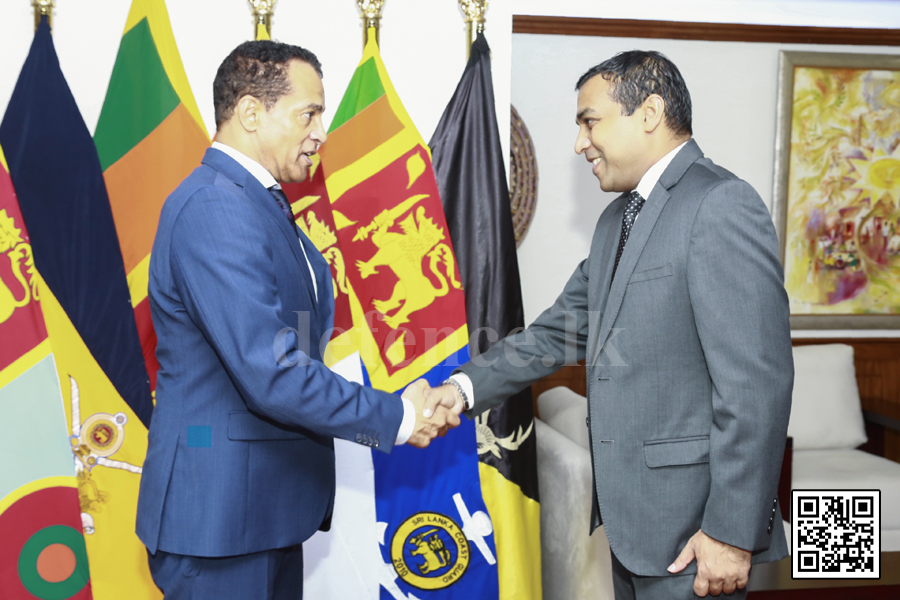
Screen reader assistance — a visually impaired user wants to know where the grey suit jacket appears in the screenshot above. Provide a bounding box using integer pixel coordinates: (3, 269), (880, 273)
(459, 139), (793, 576)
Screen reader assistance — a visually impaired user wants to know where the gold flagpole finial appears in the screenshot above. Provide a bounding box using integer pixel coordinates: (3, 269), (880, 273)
(356, 0), (384, 49)
(32, 0), (54, 31)
(458, 0), (488, 59)
(248, 0), (276, 40)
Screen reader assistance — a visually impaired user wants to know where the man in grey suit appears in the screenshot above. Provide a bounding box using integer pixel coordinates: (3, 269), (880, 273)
(425, 50), (793, 598)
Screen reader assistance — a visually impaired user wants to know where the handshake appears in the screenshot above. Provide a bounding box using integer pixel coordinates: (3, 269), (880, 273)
(401, 379), (467, 448)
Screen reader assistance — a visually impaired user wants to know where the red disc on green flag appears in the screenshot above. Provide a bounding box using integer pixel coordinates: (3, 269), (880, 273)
(0, 486), (92, 599)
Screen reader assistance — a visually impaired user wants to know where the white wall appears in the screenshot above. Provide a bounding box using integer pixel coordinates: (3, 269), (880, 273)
(514, 0), (900, 28)
(0, 0), (511, 169)
(511, 33), (900, 338)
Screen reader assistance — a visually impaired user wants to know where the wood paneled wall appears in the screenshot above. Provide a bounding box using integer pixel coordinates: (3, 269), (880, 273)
(531, 339), (900, 462)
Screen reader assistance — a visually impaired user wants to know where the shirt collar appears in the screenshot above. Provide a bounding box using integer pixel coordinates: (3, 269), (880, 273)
(212, 141), (278, 189)
(635, 140), (689, 200)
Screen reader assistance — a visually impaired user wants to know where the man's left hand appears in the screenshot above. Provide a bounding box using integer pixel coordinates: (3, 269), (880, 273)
(667, 529), (751, 596)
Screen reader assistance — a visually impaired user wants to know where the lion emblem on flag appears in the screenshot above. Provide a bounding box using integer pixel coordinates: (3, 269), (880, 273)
(355, 204), (462, 330)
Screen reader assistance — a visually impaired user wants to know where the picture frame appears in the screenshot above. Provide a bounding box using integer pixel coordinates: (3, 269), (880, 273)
(773, 50), (900, 329)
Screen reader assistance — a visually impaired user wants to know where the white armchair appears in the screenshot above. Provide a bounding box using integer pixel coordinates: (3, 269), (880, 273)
(535, 386), (614, 600)
(787, 343), (900, 551)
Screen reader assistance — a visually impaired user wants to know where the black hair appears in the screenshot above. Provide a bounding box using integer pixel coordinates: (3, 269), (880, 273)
(576, 50), (692, 137)
(213, 40), (323, 128)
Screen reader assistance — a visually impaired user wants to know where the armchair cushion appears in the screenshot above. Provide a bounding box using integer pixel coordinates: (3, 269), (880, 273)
(537, 386), (590, 451)
(787, 344), (867, 450)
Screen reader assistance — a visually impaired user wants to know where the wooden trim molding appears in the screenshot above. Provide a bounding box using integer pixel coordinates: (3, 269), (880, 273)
(532, 338), (900, 463)
(512, 15), (900, 46)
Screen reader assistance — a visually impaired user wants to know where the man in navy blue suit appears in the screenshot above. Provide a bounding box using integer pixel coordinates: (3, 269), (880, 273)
(136, 41), (457, 599)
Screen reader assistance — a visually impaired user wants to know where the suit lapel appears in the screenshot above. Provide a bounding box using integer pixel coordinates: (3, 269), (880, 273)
(202, 148), (320, 312)
(587, 198), (624, 359)
(591, 140), (704, 359)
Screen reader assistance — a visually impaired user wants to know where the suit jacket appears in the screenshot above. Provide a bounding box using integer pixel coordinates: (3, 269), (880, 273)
(136, 147), (403, 557)
(459, 140), (793, 576)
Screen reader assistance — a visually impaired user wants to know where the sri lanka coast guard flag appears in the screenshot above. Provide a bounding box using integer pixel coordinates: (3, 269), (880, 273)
(0, 143), (92, 600)
(0, 17), (157, 599)
(284, 29), (499, 599)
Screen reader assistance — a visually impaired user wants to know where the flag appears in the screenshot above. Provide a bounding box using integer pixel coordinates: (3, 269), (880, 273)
(0, 142), (92, 600)
(0, 17), (158, 599)
(429, 33), (542, 599)
(285, 29), (499, 599)
(93, 0), (209, 393)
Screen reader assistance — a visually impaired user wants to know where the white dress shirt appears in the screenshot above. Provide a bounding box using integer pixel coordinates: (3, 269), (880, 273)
(450, 141), (689, 410)
(211, 142), (415, 444)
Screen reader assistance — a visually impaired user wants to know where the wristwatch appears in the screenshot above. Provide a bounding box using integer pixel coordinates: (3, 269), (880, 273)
(442, 377), (468, 410)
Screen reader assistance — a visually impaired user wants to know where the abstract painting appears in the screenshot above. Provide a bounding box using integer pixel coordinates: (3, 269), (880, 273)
(773, 51), (900, 328)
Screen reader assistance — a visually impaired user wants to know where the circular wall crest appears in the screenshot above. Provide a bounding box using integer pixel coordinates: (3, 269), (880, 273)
(510, 105), (538, 248)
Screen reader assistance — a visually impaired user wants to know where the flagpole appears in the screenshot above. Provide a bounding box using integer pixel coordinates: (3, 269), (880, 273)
(458, 0), (487, 59)
(356, 0), (384, 48)
(249, 0), (276, 40)
(32, 0), (53, 31)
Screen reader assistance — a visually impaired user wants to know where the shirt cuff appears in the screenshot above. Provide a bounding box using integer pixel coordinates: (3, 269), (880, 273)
(395, 396), (415, 445)
(449, 374), (475, 410)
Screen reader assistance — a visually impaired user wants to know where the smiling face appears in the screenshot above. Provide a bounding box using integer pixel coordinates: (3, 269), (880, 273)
(574, 75), (648, 193)
(255, 60), (327, 184)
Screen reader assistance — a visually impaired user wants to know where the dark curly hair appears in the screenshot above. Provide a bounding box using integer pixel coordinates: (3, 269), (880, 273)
(213, 40), (323, 129)
(576, 50), (692, 137)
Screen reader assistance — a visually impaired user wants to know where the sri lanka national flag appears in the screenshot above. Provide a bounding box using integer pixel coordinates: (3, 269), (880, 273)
(0, 17), (158, 600)
(93, 0), (209, 393)
(285, 29), (499, 599)
(0, 143), (91, 600)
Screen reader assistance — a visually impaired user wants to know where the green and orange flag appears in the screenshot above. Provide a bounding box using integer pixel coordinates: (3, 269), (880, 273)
(94, 0), (209, 393)
(0, 143), (92, 600)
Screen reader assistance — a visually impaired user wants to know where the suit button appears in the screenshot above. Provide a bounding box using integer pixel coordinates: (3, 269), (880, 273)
(767, 525), (772, 533)
(773, 499), (778, 506)
(355, 434), (362, 443)
(374, 440), (379, 448)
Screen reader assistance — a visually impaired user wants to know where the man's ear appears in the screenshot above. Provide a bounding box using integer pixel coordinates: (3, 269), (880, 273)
(235, 95), (261, 132)
(641, 94), (665, 133)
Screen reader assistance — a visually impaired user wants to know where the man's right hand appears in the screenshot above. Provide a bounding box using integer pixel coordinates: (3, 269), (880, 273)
(422, 383), (465, 419)
(403, 379), (461, 448)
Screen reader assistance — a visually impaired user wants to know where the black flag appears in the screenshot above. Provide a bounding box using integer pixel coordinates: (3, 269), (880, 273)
(430, 32), (541, 597)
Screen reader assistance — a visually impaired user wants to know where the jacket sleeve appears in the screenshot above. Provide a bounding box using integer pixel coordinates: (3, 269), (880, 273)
(687, 179), (794, 552)
(458, 256), (591, 415)
(169, 187), (404, 452)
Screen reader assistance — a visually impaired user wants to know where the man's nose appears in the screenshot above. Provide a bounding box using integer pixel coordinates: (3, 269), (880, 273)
(312, 117), (327, 146)
(574, 130), (589, 155)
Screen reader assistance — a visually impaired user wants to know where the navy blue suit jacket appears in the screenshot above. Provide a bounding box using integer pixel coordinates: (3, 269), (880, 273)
(136, 148), (403, 557)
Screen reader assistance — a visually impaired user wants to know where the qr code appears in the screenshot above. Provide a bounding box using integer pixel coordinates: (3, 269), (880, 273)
(792, 490), (880, 579)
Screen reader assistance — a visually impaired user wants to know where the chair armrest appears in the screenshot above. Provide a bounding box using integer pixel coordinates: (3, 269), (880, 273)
(863, 410), (900, 433)
(859, 410), (900, 458)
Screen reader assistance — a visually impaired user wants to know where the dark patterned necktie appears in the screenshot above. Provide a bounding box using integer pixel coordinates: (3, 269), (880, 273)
(611, 190), (645, 282)
(268, 185), (299, 235)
